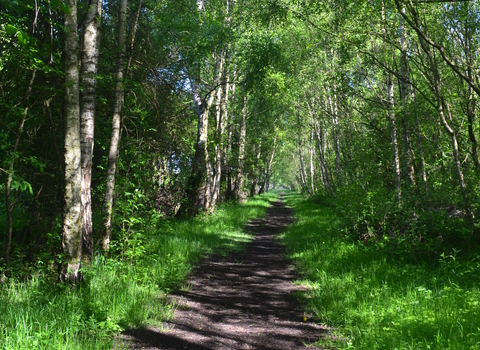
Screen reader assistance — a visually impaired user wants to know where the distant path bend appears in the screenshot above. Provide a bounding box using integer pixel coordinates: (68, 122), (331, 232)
(123, 195), (329, 349)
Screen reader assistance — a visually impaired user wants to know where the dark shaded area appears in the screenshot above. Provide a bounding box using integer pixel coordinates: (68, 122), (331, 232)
(121, 196), (330, 349)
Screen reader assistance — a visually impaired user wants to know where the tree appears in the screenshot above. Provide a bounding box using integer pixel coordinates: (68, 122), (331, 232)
(103, 0), (127, 250)
(80, 0), (102, 262)
(62, 0), (82, 282)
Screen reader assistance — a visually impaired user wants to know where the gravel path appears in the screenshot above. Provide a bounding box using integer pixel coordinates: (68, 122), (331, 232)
(121, 196), (329, 349)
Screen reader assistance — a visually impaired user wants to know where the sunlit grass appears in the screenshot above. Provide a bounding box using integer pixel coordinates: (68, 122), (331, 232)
(282, 191), (480, 350)
(0, 192), (276, 350)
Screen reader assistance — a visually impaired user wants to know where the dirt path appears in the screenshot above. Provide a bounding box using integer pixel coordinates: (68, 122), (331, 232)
(122, 196), (328, 349)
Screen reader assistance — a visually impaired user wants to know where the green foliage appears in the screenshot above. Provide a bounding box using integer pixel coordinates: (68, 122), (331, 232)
(282, 192), (480, 349)
(0, 193), (275, 349)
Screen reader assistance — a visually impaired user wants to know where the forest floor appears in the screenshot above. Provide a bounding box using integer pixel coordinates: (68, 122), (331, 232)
(119, 195), (331, 349)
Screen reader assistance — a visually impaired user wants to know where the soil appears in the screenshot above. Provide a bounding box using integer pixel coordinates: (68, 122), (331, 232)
(121, 195), (330, 349)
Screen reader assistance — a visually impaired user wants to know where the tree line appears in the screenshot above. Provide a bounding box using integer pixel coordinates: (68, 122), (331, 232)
(2, 0), (480, 280)
(1, 0), (283, 280)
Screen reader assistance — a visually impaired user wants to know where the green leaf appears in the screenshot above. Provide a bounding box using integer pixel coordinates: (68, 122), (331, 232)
(5, 24), (17, 35)
(59, 3), (70, 14)
(51, 0), (61, 7)
(17, 31), (29, 46)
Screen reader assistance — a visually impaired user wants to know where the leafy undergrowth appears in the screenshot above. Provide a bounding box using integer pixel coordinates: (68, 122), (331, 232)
(282, 191), (480, 350)
(0, 192), (276, 350)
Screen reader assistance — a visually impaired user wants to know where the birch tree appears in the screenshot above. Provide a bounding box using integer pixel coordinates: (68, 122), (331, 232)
(80, 0), (102, 262)
(103, 0), (127, 250)
(62, 0), (82, 281)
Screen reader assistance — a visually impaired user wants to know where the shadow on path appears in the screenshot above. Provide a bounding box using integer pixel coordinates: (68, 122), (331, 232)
(121, 196), (330, 349)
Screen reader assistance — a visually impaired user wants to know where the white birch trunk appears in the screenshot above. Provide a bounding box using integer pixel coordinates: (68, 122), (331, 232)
(399, 10), (415, 188)
(387, 74), (402, 200)
(103, 0), (127, 250)
(62, 0), (82, 281)
(177, 54), (223, 217)
(234, 91), (247, 202)
(80, 0), (102, 262)
(209, 62), (229, 212)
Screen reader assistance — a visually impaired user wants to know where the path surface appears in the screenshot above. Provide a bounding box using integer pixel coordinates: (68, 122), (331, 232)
(122, 197), (328, 349)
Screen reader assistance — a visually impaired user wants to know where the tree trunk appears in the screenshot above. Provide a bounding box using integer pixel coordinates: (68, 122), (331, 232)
(177, 53), (224, 217)
(297, 109), (312, 195)
(306, 94), (332, 193)
(398, 10), (415, 189)
(103, 0), (127, 250)
(328, 90), (342, 185)
(309, 126), (315, 194)
(413, 90), (428, 197)
(415, 21), (467, 194)
(234, 91), (247, 202)
(80, 0), (102, 263)
(225, 69), (236, 201)
(297, 135), (310, 195)
(209, 62), (229, 212)
(62, 0), (82, 282)
(387, 74), (402, 200)
(313, 118), (332, 193)
(249, 143), (262, 197)
(262, 134), (277, 193)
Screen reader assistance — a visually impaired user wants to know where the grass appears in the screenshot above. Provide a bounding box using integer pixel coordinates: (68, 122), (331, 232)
(0, 192), (277, 350)
(281, 191), (480, 350)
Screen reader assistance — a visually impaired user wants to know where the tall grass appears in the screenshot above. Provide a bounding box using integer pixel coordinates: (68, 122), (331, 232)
(0, 192), (276, 350)
(282, 192), (480, 350)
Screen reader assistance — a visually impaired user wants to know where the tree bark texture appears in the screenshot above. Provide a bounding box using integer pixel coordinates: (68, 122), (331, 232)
(297, 109), (312, 195)
(414, 18), (467, 194)
(387, 74), (402, 200)
(103, 0), (127, 250)
(177, 53), (224, 217)
(398, 10), (415, 188)
(80, 0), (102, 262)
(62, 0), (82, 282)
(309, 126), (315, 194)
(209, 62), (229, 212)
(261, 134), (277, 194)
(249, 142), (262, 197)
(234, 92), (247, 202)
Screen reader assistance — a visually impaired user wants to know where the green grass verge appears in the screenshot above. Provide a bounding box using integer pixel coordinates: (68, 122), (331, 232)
(0, 192), (277, 350)
(282, 191), (480, 350)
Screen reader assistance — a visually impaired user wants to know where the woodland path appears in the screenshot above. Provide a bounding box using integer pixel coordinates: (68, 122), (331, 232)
(122, 195), (329, 349)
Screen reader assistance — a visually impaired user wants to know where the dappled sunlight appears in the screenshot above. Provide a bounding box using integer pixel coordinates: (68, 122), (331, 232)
(122, 196), (331, 349)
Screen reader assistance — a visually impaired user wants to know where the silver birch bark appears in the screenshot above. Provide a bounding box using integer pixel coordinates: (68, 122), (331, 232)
(387, 74), (402, 200)
(399, 10), (415, 188)
(177, 54), (223, 217)
(234, 91), (247, 202)
(103, 0), (127, 250)
(309, 126), (315, 194)
(80, 0), (102, 262)
(297, 135), (310, 195)
(464, 19), (479, 172)
(411, 13), (467, 194)
(249, 142), (262, 197)
(297, 107), (311, 195)
(305, 94), (331, 192)
(209, 62), (229, 212)
(62, 0), (82, 281)
(381, 1), (401, 199)
(313, 118), (332, 193)
(225, 71), (236, 201)
(328, 89), (342, 184)
(413, 90), (428, 196)
(262, 134), (277, 193)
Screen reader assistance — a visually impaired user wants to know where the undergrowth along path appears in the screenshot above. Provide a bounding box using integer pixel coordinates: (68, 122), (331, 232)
(122, 195), (329, 349)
